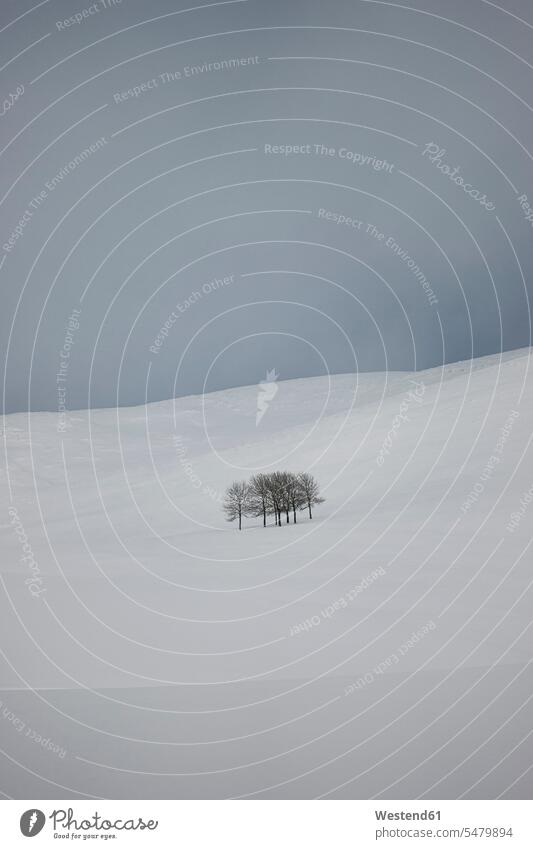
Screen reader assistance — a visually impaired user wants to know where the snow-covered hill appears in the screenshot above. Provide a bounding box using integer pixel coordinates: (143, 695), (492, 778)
(1, 349), (532, 799)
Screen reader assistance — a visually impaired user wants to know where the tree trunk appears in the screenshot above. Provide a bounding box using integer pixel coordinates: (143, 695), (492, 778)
(308, 501), (312, 519)
(263, 508), (266, 527)
(239, 511), (242, 530)
(293, 507), (297, 523)
(286, 510), (290, 523)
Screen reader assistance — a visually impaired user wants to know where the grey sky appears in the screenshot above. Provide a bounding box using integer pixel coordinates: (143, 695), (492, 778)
(1, 0), (532, 413)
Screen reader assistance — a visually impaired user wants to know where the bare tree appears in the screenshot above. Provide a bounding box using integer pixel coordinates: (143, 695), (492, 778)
(267, 471), (286, 527)
(297, 472), (324, 520)
(222, 480), (251, 530)
(278, 471), (292, 523)
(286, 472), (304, 523)
(249, 473), (271, 527)
(222, 472), (324, 529)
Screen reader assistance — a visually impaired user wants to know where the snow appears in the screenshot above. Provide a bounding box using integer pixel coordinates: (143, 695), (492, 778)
(1, 348), (532, 798)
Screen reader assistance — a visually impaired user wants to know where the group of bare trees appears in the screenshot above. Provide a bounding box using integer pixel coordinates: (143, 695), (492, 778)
(223, 472), (324, 530)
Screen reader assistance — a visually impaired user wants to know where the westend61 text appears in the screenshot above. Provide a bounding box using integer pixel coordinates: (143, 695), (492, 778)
(375, 810), (441, 821)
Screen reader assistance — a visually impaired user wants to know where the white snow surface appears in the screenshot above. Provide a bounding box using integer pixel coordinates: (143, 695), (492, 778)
(1, 349), (532, 798)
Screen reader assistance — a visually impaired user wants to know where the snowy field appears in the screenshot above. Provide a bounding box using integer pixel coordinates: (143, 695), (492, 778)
(1, 349), (532, 799)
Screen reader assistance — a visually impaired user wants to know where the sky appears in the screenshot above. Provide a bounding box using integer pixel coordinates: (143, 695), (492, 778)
(1, 0), (533, 413)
